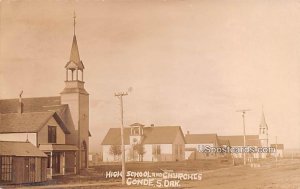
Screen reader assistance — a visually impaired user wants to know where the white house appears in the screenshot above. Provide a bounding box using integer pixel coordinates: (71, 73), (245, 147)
(101, 123), (186, 162)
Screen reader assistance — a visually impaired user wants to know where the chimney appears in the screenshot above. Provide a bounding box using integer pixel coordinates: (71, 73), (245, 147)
(150, 124), (154, 127)
(18, 90), (23, 114)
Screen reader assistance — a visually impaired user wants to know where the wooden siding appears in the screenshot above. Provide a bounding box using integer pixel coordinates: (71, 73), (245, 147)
(38, 117), (66, 145)
(0, 156), (47, 184)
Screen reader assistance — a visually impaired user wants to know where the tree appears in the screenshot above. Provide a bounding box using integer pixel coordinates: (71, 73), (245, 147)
(133, 143), (146, 162)
(109, 145), (122, 161)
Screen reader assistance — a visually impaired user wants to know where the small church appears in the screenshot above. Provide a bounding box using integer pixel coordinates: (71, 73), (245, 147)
(0, 16), (90, 182)
(185, 109), (270, 160)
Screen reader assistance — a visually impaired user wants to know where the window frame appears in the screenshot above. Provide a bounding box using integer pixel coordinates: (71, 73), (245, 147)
(48, 126), (57, 143)
(0, 156), (13, 182)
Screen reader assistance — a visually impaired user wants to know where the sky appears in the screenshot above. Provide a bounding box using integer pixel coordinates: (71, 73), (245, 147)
(0, 0), (300, 152)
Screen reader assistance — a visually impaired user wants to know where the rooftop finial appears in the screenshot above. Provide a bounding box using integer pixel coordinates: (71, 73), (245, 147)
(73, 11), (76, 36)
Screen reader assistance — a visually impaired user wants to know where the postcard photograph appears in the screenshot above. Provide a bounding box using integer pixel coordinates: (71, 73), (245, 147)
(0, 0), (300, 188)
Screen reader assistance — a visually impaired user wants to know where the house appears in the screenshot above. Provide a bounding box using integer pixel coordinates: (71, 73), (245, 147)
(218, 135), (261, 159)
(270, 144), (284, 158)
(0, 141), (47, 184)
(101, 123), (186, 162)
(185, 133), (222, 160)
(0, 17), (90, 180)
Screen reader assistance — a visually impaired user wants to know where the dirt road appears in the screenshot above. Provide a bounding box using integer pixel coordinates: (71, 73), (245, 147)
(179, 159), (300, 189)
(9, 159), (300, 189)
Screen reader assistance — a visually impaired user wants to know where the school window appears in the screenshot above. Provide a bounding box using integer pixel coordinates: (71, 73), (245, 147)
(48, 126), (57, 143)
(0, 156), (12, 182)
(152, 145), (161, 155)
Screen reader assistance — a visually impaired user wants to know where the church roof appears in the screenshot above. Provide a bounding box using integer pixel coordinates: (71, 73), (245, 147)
(218, 135), (261, 147)
(0, 112), (70, 134)
(0, 96), (62, 114)
(0, 141), (47, 157)
(0, 96), (91, 136)
(65, 35), (84, 70)
(101, 126), (185, 145)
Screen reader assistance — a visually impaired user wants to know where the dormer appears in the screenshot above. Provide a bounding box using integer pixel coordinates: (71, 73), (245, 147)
(129, 123), (144, 145)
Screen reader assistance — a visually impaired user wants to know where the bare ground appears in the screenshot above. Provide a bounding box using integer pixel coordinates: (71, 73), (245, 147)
(3, 159), (300, 189)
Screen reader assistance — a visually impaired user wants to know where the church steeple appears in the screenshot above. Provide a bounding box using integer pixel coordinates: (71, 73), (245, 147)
(65, 12), (84, 81)
(61, 12), (90, 171)
(259, 106), (268, 147)
(260, 110), (268, 129)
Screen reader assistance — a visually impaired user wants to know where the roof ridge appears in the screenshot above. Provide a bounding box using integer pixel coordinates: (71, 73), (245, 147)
(1, 111), (54, 115)
(0, 96), (60, 101)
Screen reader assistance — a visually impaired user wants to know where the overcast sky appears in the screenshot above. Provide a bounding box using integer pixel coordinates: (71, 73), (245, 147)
(1, 0), (300, 152)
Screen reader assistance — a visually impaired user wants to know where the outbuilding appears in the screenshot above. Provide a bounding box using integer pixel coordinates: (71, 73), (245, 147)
(0, 141), (47, 184)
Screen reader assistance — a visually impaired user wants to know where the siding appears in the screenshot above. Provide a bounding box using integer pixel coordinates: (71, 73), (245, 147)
(38, 117), (65, 145)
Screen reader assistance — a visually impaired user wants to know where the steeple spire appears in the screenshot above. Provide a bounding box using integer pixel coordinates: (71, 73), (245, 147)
(70, 35), (81, 64)
(260, 106), (268, 129)
(73, 11), (76, 36)
(65, 12), (84, 71)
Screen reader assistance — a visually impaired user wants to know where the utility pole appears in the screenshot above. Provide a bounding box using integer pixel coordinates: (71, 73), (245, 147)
(236, 109), (251, 166)
(115, 92), (128, 185)
(275, 136), (278, 167)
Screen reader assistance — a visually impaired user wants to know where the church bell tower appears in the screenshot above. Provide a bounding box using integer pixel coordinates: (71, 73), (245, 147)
(259, 108), (268, 148)
(60, 13), (89, 170)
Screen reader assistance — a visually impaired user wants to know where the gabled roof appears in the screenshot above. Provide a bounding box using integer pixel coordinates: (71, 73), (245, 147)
(101, 126), (185, 145)
(185, 134), (218, 145)
(65, 35), (84, 70)
(270, 144), (284, 150)
(0, 112), (70, 134)
(0, 96), (91, 136)
(218, 135), (260, 147)
(0, 141), (47, 157)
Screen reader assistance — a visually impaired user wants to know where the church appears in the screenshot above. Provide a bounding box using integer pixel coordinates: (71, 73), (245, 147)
(185, 109), (270, 160)
(0, 16), (90, 182)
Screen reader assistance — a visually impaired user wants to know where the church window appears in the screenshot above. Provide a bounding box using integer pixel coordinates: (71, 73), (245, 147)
(48, 126), (57, 143)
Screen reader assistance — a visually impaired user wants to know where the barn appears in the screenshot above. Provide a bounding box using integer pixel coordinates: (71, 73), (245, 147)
(0, 141), (47, 184)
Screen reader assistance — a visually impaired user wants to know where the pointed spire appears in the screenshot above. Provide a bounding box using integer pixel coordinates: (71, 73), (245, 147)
(70, 35), (81, 64)
(65, 12), (84, 70)
(73, 11), (76, 36)
(260, 106), (268, 129)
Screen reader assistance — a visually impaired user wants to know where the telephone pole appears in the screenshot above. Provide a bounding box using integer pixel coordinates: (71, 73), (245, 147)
(236, 109), (251, 165)
(275, 136), (278, 167)
(115, 92), (128, 185)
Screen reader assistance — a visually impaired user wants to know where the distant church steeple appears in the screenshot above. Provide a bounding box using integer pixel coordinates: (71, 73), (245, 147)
(259, 106), (268, 147)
